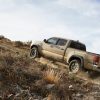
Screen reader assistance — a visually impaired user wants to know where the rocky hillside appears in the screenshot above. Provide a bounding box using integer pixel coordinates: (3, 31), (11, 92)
(0, 35), (100, 100)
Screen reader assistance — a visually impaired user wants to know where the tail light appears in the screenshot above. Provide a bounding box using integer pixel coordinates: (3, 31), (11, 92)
(93, 55), (100, 65)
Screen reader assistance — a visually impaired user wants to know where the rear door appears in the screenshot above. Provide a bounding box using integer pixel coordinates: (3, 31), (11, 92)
(55, 39), (68, 60)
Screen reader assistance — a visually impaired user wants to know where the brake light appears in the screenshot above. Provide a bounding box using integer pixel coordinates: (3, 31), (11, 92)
(93, 55), (100, 65)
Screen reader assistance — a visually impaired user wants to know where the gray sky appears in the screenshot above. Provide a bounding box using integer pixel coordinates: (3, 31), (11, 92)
(0, 0), (100, 53)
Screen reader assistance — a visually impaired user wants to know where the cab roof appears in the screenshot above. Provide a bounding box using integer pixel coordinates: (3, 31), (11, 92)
(52, 37), (85, 46)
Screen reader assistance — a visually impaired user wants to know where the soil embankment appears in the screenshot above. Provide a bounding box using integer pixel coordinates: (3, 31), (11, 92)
(0, 36), (100, 100)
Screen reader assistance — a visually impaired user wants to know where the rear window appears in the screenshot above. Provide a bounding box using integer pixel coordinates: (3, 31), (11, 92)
(69, 41), (86, 51)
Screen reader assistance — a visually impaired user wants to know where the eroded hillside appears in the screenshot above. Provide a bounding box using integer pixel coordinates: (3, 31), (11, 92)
(0, 35), (100, 100)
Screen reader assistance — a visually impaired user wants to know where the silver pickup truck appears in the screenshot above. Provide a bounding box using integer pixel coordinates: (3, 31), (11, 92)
(30, 37), (100, 73)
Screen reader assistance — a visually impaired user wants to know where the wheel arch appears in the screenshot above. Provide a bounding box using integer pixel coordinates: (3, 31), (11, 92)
(31, 45), (38, 49)
(68, 55), (84, 68)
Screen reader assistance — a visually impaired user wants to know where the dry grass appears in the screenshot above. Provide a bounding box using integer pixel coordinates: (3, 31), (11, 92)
(0, 53), (90, 99)
(0, 37), (99, 100)
(14, 41), (24, 47)
(0, 53), (30, 84)
(43, 68), (62, 84)
(0, 52), (98, 100)
(14, 41), (31, 48)
(46, 94), (57, 100)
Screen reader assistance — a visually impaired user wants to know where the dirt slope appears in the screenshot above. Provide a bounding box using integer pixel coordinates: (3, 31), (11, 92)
(0, 36), (100, 100)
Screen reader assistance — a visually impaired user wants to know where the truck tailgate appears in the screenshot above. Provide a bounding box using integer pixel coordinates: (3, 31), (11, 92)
(87, 52), (100, 69)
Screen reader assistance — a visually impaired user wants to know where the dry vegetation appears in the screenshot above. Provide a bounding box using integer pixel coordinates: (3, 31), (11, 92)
(0, 35), (100, 100)
(14, 41), (32, 48)
(43, 68), (62, 84)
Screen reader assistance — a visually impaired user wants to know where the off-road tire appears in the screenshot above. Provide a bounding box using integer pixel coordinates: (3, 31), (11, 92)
(69, 60), (81, 74)
(30, 47), (38, 58)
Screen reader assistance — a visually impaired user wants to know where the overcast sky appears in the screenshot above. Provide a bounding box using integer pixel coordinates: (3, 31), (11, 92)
(0, 0), (100, 53)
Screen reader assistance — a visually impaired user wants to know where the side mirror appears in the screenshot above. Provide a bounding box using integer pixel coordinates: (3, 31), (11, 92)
(44, 39), (47, 43)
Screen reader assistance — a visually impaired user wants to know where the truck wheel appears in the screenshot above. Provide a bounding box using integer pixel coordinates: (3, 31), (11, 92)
(30, 47), (38, 58)
(69, 60), (81, 74)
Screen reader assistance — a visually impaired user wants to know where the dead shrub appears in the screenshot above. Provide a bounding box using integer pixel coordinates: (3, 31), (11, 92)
(43, 68), (62, 84)
(0, 53), (15, 68)
(14, 41), (24, 47)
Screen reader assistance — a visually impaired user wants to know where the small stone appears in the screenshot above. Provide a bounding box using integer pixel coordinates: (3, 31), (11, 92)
(76, 93), (83, 97)
(46, 84), (55, 90)
(69, 85), (73, 89)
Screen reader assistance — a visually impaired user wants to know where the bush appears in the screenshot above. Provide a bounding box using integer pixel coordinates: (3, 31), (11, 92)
(0, 53), (15, 68)
(14, 41), (24, 47)
(0, 35), (5, 40)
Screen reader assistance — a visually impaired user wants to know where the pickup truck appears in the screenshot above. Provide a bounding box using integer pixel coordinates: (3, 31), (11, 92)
(30, 37), (100, 73)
